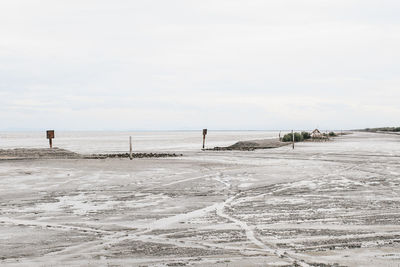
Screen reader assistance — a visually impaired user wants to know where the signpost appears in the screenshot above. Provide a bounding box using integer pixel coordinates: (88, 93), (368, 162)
(46, 130), (55, 148)
(292, 130), (295, 149)
(202, 129), (207, 149)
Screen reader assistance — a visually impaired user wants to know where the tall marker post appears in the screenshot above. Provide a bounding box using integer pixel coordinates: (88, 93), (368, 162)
(129, 136), (133, 160)
(46, 130), (55, 149)
(292, 130), (295, 149)
(202, 129), (207, 149)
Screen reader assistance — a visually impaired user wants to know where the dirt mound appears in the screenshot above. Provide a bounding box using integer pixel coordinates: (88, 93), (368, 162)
(0, 148), (82, 160)
(210, 138), (289, 151)
(229, 141), (261, 148)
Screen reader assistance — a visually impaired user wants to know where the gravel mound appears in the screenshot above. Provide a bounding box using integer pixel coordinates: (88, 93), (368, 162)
(210, 138), (289, 151)
(0, 148), (82, 160)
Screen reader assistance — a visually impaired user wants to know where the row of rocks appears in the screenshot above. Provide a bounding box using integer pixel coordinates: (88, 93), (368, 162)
(0, 148), (182, 160)
(85, 153), (182, 159)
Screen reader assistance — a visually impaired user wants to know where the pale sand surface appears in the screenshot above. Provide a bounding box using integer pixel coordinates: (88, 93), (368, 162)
(0, 132), (399, 266)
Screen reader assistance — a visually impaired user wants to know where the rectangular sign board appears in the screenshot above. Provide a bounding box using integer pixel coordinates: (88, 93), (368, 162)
(47, 130), (55, 139)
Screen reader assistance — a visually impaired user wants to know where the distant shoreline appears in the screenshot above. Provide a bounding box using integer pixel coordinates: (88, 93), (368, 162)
(356, 127), (400, 133)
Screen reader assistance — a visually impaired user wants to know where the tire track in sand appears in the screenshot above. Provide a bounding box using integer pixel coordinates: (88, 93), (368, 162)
(216, 193), (311, 267)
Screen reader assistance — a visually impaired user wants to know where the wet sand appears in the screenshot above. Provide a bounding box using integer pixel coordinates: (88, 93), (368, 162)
(0, 132), (399, 266)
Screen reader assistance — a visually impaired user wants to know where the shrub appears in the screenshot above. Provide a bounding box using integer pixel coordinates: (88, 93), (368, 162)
(329, 132), (336, 136)
(282, 133), (292, 142)
(301, 131), (311, 140)
(282, 132), (304, 142)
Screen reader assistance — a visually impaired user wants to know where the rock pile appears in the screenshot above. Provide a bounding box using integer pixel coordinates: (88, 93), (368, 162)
(85, 153), (182, 159)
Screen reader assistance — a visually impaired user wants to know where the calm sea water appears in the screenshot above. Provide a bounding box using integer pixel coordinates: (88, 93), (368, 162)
(0, 131), (283, 154)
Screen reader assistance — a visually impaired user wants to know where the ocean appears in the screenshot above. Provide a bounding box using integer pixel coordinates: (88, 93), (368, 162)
(0, 131), (282, 154)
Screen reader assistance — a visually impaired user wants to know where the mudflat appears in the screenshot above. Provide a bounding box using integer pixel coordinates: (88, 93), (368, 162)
(0, 132), (399, 266)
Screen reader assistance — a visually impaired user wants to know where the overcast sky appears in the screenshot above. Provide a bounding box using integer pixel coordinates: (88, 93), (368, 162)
(1, 0), (399, 130)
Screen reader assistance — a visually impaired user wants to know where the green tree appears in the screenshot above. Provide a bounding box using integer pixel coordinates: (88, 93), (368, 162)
(282, 132), (304, 142)
(301, 131), (311, 140)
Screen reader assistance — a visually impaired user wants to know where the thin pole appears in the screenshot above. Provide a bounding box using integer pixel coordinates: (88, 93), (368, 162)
(202, 129), (207, 149)
(129, 136), (133, 160)
(49, 138), (53, 149)
(292, 130), (294, 149)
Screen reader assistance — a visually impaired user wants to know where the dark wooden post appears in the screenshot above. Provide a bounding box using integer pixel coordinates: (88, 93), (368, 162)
(292, 130), (294, 149)
(46, 130), (55, 149)
(202, 129), (207, 149)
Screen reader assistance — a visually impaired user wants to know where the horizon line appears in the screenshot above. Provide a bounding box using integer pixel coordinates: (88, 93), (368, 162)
(0, 128), (355, 132)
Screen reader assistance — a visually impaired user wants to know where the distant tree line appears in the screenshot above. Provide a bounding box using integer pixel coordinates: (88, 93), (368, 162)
(364, 127), (400, 132)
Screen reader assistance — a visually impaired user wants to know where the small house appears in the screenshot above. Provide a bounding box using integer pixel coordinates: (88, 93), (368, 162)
(311, 129), (323, 139)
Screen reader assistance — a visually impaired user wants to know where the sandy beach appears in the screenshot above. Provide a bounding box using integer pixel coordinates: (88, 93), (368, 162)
(0, 132), (399, 266)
